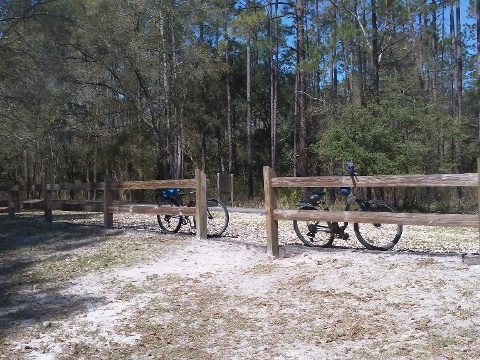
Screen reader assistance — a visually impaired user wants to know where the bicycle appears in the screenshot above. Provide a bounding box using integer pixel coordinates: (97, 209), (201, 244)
(157, 188), (229, 238)
(293, 162), (403, 251)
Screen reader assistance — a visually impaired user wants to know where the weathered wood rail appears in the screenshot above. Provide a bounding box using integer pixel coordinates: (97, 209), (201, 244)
(2, 169), (208, 239)
(263, 164), (480, 257)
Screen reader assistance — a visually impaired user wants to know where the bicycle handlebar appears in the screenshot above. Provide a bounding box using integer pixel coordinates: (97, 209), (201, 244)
(347, 161), (354, 174)
(346, 161), (358, 187)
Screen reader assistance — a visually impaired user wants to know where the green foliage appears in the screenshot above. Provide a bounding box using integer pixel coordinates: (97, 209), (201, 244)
(0, 0), (477, 211)
(312, 105), (398, 175)
(311, 94), (463, 177)
(277, 188), (303, 208)
(231, 4), (268, 37)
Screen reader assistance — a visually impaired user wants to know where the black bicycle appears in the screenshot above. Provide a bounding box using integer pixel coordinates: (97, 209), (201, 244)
(157, 188), (229, 238)
(293, 162), (403, 250)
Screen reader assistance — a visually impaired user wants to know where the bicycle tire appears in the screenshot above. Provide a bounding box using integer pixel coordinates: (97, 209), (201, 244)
(157, 197), (183, 234)
(293, 207), (334, 247)
(205, 198), (229, 237)
(353, 200), (403, 251)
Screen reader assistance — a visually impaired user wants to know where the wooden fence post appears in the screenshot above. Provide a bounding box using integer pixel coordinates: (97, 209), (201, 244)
(43, 169), (53, 222)
(263, 166), (279, 257)
(104, 176), (113, 229)
(195, 169), (207, 240)
(7, 180), (15, 220)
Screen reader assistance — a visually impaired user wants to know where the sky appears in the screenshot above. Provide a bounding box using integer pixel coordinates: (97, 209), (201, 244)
(461, 0), (475, 23)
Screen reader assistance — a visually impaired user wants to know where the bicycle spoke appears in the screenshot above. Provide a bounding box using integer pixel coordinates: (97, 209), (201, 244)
(205, 199), (229, 237)
(354, 200), (403, 251)
(293, 211), (334, 247)
(157, 198), (182, 234)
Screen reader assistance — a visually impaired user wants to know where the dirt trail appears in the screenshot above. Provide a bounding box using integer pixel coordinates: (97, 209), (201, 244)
(1, 211), (479, 359)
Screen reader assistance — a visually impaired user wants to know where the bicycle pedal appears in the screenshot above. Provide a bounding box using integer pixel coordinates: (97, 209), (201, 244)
(342, 233), (349, 240)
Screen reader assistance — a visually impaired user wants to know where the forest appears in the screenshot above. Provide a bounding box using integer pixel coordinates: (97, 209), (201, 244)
(0, 0), (479, 205)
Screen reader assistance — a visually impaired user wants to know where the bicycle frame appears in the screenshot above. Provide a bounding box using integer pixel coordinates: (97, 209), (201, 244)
(299, 187), (364, 239)
(294, 162), (403, 250)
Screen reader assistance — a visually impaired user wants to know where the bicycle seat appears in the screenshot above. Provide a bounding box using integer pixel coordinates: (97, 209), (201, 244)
(162, 188), (180, 198)
(307, 189), (326, 204)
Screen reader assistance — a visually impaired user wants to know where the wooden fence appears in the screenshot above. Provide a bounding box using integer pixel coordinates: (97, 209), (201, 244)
(263, 164), (480, 257)
(2, 169), (208, 239)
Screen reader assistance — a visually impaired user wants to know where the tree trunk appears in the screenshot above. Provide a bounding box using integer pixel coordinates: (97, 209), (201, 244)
(159, 5), (171, 180)
(293, 72), (298, 177)
(431, 0), (438, 104)
(246, 31), (253, 199)
(296, 0), (308, 177)
(355, 2), (367, 107)
(269, 0), (278, 171)
(371, 0), (380, 104)
(176, 106), (183, 179)
(477, 0), (480, 142)
(450, 1), (462, 177)
(226, 69), (234, 173)
(344, 44), (354, 104)
(201, 131), (206, 173)
(224, 0), (234, 174)
(454, 0), (462, 176)
(331, 0), (338, 100)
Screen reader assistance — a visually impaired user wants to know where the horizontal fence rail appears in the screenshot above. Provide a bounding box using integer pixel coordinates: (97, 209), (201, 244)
(271, 173), (478, 188)
(273, 210), (479, 227)
(108, 204), (197, 216)
(264, 164), (480, 257)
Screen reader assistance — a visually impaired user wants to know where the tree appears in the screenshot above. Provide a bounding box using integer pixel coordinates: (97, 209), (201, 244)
(450, 0), (462, 175)
(268, 0), (279, 171)
(0, 0), (81, 185)
(2, 0), (479, 206)
(296, 0), (308, 177)
(477, 0), (480, 141)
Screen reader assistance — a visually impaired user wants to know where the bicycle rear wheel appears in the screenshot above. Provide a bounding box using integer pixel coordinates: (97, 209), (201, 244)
(293, 208), (334, 247)
(353, 200), (403, 251)
(157, 197), (183, 234)
(206, 198), (229, 237)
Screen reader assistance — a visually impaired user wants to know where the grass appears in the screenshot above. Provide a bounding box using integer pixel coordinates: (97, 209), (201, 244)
(1, 228), (178, 292)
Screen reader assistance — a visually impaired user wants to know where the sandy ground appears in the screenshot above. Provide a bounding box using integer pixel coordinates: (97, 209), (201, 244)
(1, 211), (480, 359)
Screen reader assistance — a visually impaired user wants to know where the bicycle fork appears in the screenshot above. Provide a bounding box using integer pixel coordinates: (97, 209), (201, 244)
(181, 216), (196, 234)
(330, 222), (350, 241)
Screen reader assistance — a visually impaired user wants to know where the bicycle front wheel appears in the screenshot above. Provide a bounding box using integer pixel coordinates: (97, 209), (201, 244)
(293, 208), (334, 247)
(206, 198), (229, 237)
(157, 197), (183, 234)
(353, 200), (403, 251)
